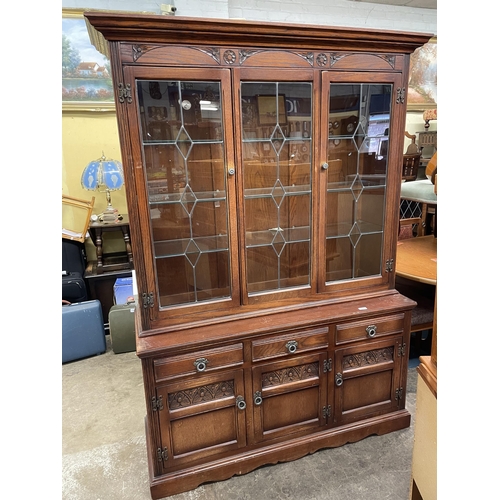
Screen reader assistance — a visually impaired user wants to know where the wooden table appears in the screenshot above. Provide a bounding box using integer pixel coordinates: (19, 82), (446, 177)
(88, 214), (134, 274)
(396, 235), (436, 285)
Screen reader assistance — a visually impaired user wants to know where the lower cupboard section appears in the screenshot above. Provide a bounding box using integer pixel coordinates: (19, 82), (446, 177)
(145, 334), (410, 498)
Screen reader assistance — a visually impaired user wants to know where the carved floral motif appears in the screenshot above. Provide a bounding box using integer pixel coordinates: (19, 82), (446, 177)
(262, 362), (319, 388)
(342, 347), (394, 370)
(168, 380), (234, 410)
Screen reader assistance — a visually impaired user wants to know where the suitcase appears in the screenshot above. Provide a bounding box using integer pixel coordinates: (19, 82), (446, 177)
(62, 272), (87, 303)
(108, 301), (136, 354)
(62, 300), (106, 363)
(62, 239), (88, 302)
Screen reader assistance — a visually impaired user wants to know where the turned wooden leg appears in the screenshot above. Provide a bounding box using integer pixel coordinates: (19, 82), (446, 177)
(95, 229), (103, 273)
(121, 226), (134, 267)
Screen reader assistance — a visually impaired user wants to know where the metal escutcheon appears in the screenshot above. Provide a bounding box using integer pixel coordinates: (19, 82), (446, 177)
(193, 357), (209, 372)
(254, 391), (263, 406)
(366, 325), (377, 338)
(236, 396), (246, 410)
(335, 373), (343, 387)
(286, 340), (298, 354)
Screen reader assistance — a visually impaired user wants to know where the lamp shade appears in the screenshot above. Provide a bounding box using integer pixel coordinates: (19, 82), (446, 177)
(81, 154), (124, 192)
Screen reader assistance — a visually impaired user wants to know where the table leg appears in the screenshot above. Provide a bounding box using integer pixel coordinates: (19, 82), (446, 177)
(121, 226), (134, 267)
(95, 228), (104, 272)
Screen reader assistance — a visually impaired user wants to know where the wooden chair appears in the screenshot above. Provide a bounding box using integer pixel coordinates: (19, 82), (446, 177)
(402, 131), (421, 182)
(62, 195), (95, 243)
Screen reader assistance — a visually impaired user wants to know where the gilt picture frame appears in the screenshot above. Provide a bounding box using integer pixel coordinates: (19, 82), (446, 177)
(407, 37), (437, 111)
(62, 8), (115, 112)
(257, 95), (288, 126)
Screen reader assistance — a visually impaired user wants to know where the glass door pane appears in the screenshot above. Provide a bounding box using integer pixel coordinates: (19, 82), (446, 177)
(241, 82), (312, 295)
(137, 79), (231, 307)
(325, 83), (391, 283)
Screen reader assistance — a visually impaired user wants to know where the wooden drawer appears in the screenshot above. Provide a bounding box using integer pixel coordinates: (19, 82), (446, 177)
(154, 343), (244, 382)
(251, 326), (329, 362)
(335, 314), (404, 345)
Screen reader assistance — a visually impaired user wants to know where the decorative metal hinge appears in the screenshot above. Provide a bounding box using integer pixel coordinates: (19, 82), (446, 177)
(398, 342), (406, 357)
(395, 387), (403, 401)
(385, 258), (394, 273)
(323, 358), (332, 373)
(151, 395), (163, 412)
(142, 292), (154, 309)
(396, 87), (406, 104)
(322, 405), (332, 419)
(118, 83), (132, 104)
(157, 447), (169, 463)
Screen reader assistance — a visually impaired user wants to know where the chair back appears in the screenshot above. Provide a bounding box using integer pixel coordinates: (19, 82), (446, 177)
(402, 153), (421, 182)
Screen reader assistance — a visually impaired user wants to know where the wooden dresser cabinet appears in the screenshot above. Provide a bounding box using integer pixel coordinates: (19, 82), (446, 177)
(85, 13), (431, 499)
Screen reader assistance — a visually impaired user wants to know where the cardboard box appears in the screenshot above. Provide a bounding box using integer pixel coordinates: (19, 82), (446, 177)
(113, 277), (134, 305)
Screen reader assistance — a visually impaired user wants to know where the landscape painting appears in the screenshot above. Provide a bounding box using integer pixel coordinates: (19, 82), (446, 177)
(407, 38), (437, 110)
(62, 9), (114, 110)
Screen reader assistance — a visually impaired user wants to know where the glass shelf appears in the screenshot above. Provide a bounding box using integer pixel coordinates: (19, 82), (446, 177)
(244, 185), (311, 199)
(149, 190), (226, 205)
(246, 226), (310, 248)
(154, 234), (229, 259)
(326, 221), (383, 239)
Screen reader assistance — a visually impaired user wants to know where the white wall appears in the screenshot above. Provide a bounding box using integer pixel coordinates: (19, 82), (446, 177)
(61, 0), (436, 34)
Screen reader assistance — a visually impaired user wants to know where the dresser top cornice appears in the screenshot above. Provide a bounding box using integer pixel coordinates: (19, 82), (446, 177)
(84, 11), (432, 54)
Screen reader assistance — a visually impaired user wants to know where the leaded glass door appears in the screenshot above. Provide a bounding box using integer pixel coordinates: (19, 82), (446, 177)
(238, 71), (315, 301)
(124, 67), (240, 317)
(319, 72), (401, 292)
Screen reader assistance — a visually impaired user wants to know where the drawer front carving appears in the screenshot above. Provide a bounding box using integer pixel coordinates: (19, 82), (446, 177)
(251, 327), (329, 362)
(335, 314), (404, 345)
(154, 343), (243, 382)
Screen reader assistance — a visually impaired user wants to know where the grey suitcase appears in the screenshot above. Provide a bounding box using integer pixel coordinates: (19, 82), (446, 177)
(62, 300), (106, 363)
(108, 301), (136, 354)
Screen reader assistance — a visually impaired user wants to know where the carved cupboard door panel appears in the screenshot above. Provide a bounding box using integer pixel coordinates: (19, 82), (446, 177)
(251, 352), (328, 444)
(333, 336), (405, 425)
(155, 369), (247, 472)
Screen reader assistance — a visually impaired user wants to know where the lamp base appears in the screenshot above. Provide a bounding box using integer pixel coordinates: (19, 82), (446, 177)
(99, 206), (121, 223)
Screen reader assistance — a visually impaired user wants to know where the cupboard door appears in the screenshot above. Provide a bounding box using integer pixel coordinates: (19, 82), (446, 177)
(155, 369), (246, 472)
(319, 71), (404, 293)
(333, 336), (404, 425)
(123, 67), (240, 321)
(251, 352), (328, 443)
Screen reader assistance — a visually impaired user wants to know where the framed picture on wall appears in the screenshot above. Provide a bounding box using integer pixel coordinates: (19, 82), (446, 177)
(257, 95), (288, 126)
(62, 8), (115, 111)
(407, 37), (437, 111)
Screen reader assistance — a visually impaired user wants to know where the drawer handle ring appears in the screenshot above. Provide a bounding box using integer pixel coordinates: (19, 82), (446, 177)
(366, 325), (377, 338)
(286, 340), (298, 354)
(254, 391), (263, 406)
(236, 396), (246, 410)
(193, 358), (209, 372)
(335, 373), (343, 387)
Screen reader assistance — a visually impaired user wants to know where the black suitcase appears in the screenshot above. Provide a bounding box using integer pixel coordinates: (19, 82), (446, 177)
(62, 272), (87, 303)
(62, 239), (88, 302)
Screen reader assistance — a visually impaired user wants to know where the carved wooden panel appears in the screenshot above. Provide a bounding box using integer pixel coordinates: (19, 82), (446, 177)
(168, 379), (234, 410)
